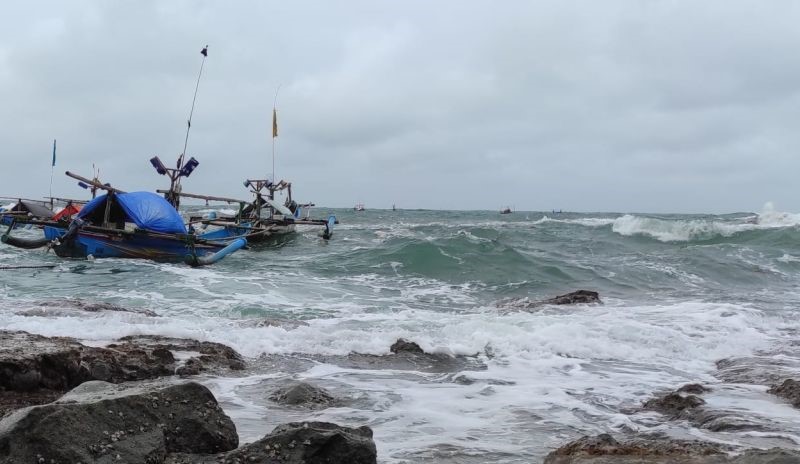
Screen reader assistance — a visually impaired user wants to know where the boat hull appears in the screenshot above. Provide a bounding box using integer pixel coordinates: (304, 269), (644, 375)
(199, 222), (296, 244)
(44, 226), (231, 261)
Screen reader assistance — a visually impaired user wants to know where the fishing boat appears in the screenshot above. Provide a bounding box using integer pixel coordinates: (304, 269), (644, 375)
(2, 172), (246, 266)
(354, 203), (365, 212)
(500, 206), (512, 214)
(152, 81), (336, 243)
(0, 198), (55, 226)
(163, 177), (336, 243)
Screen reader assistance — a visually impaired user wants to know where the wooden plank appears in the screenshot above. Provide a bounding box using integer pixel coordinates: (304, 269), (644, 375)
(155, 189), (247, 204)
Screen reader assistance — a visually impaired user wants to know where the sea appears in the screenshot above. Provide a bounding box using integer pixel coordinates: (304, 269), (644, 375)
(2, 204), (800, 462)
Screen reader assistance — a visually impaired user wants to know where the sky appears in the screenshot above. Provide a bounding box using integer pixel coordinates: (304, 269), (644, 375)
(1, 1), (799, 213)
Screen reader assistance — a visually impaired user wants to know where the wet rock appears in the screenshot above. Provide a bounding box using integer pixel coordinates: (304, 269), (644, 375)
(113, 334), (246, 371)
(499, 290), (601, 310)
(175, 358), (202, 377)
(0, 330), (245, 414)
(641, 387), (759, 432)
(544, 434), (800, 463)
(715, 356), (794, 385)
(678, 383), (712, 394)
(0, 331), (83, 391)
(318, 350), (485, 374)
(768, 379), (800, 408)
(543, 434), (727, 463)
(166, 421), (376, 464)
(269, 381), (337, 409)
(19, 298), (159, 317)
(390, 338), (424, 354)
(541, 290), (601, 305)
(0, 389), (62, 418)
(0, 380), (238, 464)
(643, 392), (706, 417)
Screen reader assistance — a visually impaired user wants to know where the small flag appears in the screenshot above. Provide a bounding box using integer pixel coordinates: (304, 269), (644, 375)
(201, 46), (208, 57)
(52, 139), (56, 167)
(272, 108), (278, 138)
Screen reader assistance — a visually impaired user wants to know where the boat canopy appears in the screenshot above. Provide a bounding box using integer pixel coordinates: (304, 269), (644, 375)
(12, 200), (54, 218)
(78, 192), (187, 234)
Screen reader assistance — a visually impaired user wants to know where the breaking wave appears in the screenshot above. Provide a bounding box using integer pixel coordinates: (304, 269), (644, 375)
(611, 203), (800, 242)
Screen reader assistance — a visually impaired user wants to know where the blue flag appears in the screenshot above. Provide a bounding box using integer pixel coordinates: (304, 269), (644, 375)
(52, 139), (56, 167)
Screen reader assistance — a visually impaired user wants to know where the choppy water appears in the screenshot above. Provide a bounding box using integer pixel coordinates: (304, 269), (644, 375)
(2, 204), (800, 462)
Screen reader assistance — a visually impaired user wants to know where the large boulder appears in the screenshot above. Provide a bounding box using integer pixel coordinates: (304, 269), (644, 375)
(111, 335), (246, 372)
(166, 421), (376, 464)
(0, 380), (238, 464)
(0, 330), (246, 416)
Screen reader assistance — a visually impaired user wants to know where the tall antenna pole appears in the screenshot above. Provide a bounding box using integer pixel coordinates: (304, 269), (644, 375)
(49, 139), (56, 208)
(272, 84), (281, 189)
(182, 45), (208, 166)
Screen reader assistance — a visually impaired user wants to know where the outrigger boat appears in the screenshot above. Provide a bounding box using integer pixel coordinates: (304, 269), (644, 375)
(158, 176), (336, 243)
(147, 150), (335, 243)
(0, 196), (84, 229)
(1, 172), (246, 266)
(0, 198), (55, 226)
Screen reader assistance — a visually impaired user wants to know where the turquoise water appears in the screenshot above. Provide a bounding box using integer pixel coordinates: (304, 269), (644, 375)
(2, 206), (800, 462)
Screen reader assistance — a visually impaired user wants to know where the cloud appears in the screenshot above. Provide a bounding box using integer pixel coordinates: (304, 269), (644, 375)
(1, 1), (799, 213)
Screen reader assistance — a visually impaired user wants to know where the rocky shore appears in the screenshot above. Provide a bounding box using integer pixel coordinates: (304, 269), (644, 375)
(3, 288), (800, 463)
(0, 330), (377, 463)
(545, 372), (800, 462)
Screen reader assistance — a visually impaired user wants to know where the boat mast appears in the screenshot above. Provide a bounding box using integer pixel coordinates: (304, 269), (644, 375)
(271, 85), (281, 199)
(174, 45), (208, 209)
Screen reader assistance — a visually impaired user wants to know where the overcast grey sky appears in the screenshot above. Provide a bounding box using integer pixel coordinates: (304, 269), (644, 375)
(1, 1), (799, 213)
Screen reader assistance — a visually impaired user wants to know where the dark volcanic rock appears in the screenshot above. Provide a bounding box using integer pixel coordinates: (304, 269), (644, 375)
(544, 434), (800, 463)
(113, 334), (246, 372)
(544, 434), (726, 464)
(715, 356), (794, 385)
(641, 388), (760, 432)
(0, 330), (245, 415)
(499, 290), (601, 310)
(768, 379), (800, 408)
(269, 381), (337, 409)
(317, 339), (486, 373)
(541, 290), (601, 305)
(678, 383), (712, 394)
(643, 392), (706, 417)
(390, 338), (424, 354)
(0, 380), (238, 464)
(166, 421), (376, 464)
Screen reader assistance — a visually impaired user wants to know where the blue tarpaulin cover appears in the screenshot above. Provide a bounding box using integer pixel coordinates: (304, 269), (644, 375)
(78, 192), (187, 234)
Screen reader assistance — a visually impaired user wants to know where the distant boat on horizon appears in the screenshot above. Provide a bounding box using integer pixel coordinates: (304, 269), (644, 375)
(354, 203), (365, 212)
(500, 206), (512, 214)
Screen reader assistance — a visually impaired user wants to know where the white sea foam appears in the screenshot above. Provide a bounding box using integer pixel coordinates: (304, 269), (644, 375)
(609, 203), (800, 242)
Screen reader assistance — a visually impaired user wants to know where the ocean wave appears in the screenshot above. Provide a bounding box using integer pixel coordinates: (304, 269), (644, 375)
(611, 204), (800, 242)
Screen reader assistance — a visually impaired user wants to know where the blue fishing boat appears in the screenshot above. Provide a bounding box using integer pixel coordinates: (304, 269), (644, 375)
(2, 175), (245, 266)
(43, 190), (245, 266)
